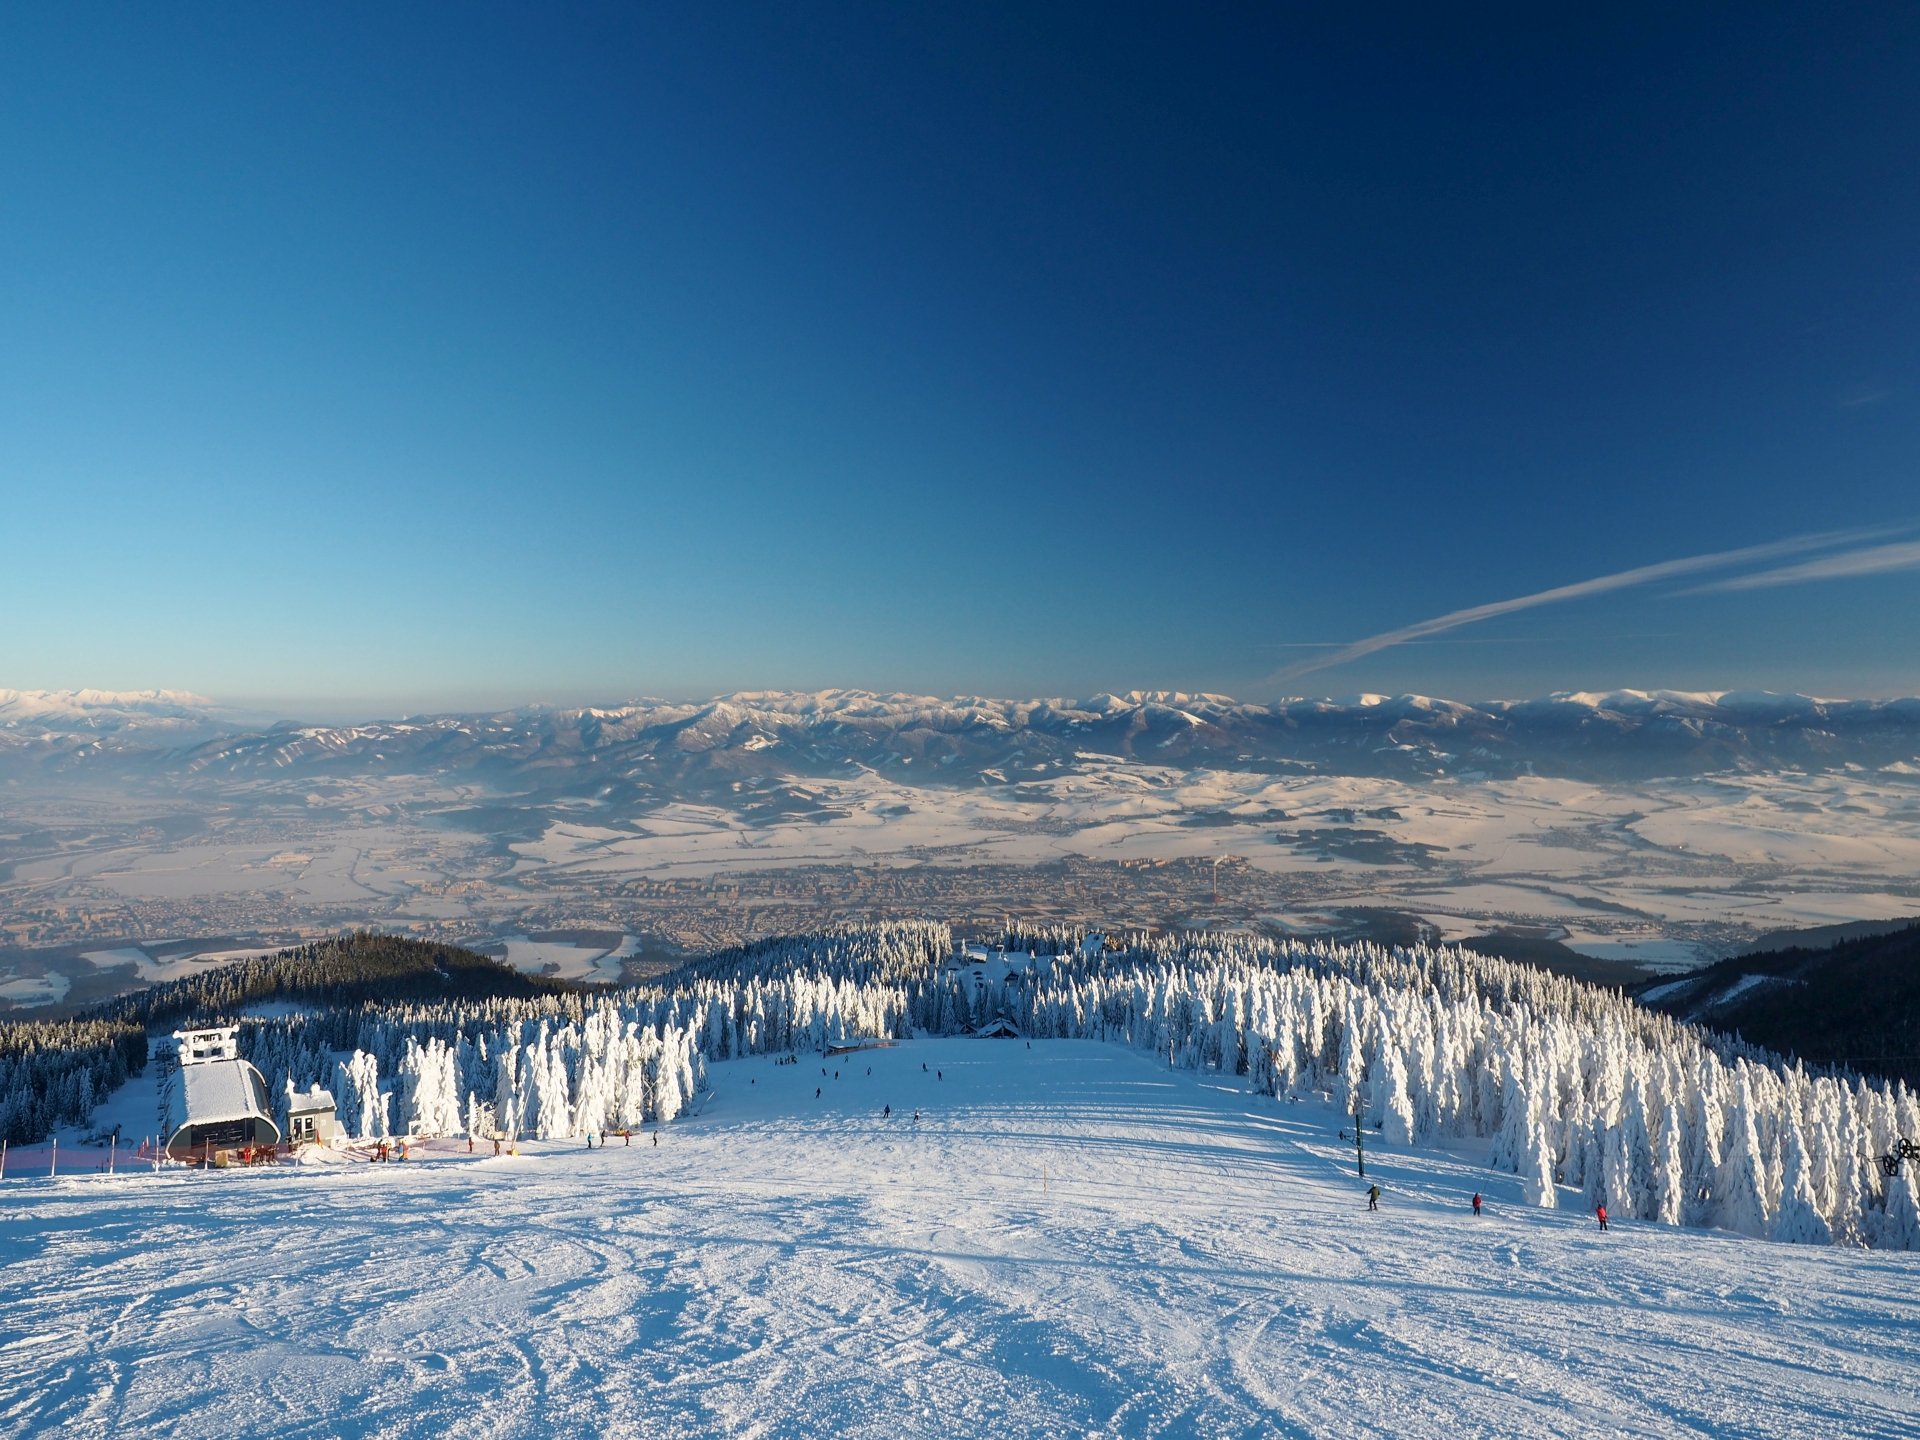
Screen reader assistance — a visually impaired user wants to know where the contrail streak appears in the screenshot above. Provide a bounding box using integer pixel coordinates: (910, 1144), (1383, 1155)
(1680, 538), (1920, 594)
(1268, 525), (1898, 687)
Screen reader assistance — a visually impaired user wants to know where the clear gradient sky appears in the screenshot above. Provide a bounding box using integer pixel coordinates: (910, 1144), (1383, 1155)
(4, 4), (1918, 715)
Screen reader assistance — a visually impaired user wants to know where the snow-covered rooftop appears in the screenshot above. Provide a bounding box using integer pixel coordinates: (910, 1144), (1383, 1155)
(289, 1084), (337, 1114)
(181, 1058), (273, 1127)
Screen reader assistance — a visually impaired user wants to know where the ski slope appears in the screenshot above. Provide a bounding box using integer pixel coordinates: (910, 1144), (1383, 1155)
(3, 1039), (1916, 1439)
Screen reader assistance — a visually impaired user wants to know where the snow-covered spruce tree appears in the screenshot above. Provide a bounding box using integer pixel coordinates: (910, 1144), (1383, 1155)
(1619, 1076), (1658, 1221)
(1379, 1040), (1416, 1148)
(1653, 1104), (1686, 1227)
(653, 1035), (684, 1126)
(1687, 1069), (1725, 1225)
(1489, 1050), (1532, 1174)
(1879, 1167), (1920, 1250)
(397, 1036), (463, 1137)
(494, 1042), (522, 1143)
(465, 1090), (493, 1142)
(1523, 1121), (1559, 1209)
(1771, 1118), (1832, 1246)
(336, 1049), (389, 1140)
(1716, 1072), (1776, 1239)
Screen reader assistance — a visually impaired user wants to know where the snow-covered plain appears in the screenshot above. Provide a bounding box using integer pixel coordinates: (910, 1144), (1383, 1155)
(4, 1039), (1916, 1439)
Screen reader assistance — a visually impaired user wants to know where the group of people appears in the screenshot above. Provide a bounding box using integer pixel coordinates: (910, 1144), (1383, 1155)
(582, 1129), (657, 1149)
(357, 1123), (681, 1162)
(1363, 1183), (1612, 1232)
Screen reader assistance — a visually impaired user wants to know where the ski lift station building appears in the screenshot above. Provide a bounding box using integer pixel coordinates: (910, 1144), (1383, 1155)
(164, 1027), (281, 1162)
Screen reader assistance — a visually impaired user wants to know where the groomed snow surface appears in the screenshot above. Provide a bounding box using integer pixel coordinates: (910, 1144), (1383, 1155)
(4, 1039), (1916, 1440)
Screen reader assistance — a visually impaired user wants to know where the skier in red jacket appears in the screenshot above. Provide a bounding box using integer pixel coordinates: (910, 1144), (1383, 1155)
(1596, 1203), (1609, 1232)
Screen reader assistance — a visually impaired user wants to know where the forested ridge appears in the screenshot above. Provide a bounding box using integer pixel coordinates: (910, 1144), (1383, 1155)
(95, 934), (574, 1030)
(1646, 924), (1920, 1085)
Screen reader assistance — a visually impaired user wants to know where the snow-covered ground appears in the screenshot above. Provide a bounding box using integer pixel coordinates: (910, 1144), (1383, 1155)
(3, 1039), (1915, 1439)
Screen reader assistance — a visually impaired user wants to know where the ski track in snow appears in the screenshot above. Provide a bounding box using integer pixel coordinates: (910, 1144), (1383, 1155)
(2, 1040), (1916, 1439)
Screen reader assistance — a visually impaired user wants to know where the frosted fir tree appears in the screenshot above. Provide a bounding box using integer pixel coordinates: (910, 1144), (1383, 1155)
(1339, 996), (1368, 1116)
(1653, 1104), (1686, 1227)
(1771, 1119), (1833, 1246)
(1797, 1085), (1837, 1226)
(494, 1043), (522, 1142)
(337, 1050), (389, 1140)
(1879, 1167), (1920, 1251)
(1716, 1073), (1776, 1239)
(398, 1036), (463, 1136)
(1408, 1006), (1441, 1141)
(1523, 1122), (1559, 1208)
(1590, 1114), (1627, 1214)
(1681, 1057), (1727, 1227)
(1428, 1003), (1461, 1137)
(1619, 1077), (1658, 1220)
(1363, 1005), (1394, 1128)
(1490, 1055), (1531, 1173)
(536, 1041), (572, 1139)
(1380, 1043), (1416, 1148)
(1830, 1101), (1871, 1246)
(653, 1039), (684, 1125)
(619, 1028), (658, 1128)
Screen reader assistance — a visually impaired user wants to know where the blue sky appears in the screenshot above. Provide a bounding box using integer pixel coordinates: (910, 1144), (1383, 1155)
(4, 4), (1918, 714)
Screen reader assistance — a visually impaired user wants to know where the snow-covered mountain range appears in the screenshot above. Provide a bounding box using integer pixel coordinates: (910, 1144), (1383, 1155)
(0, 688), (223, 734)
(8, 686), (1920, 788)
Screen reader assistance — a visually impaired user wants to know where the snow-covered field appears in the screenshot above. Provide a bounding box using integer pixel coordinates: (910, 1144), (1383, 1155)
(4, 1040), (1915, 1439)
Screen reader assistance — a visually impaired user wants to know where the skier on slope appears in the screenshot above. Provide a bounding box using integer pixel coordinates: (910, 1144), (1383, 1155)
(1367, 1184), (1381, 1211)
(1472, 1192), (1482, 1217)
(1596, 1203), (1609, 1232)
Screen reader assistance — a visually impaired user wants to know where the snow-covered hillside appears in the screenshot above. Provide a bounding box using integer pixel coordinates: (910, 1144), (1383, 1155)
(2, 1038), (1915, 1439)
(11, 927), (1914, 1249)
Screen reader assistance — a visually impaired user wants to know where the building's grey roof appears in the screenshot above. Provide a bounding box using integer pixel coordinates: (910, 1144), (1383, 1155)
(181, 1058), (273, 1127)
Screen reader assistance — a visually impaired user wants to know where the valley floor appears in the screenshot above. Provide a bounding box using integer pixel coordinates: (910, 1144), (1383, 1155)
(2, 1039), (1916, 1439)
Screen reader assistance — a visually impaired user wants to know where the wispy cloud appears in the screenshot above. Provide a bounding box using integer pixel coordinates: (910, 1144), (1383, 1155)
(1260, 638), (1549, 649)
(1837, 385), (1892, 409)
(1681, 538), (1920, 594)
(1268, 524), (1903, 686)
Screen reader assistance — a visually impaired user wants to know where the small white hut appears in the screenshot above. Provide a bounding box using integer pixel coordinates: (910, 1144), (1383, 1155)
(286, 1084), (342, 1146)
(164, 1027), (281, 1163)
